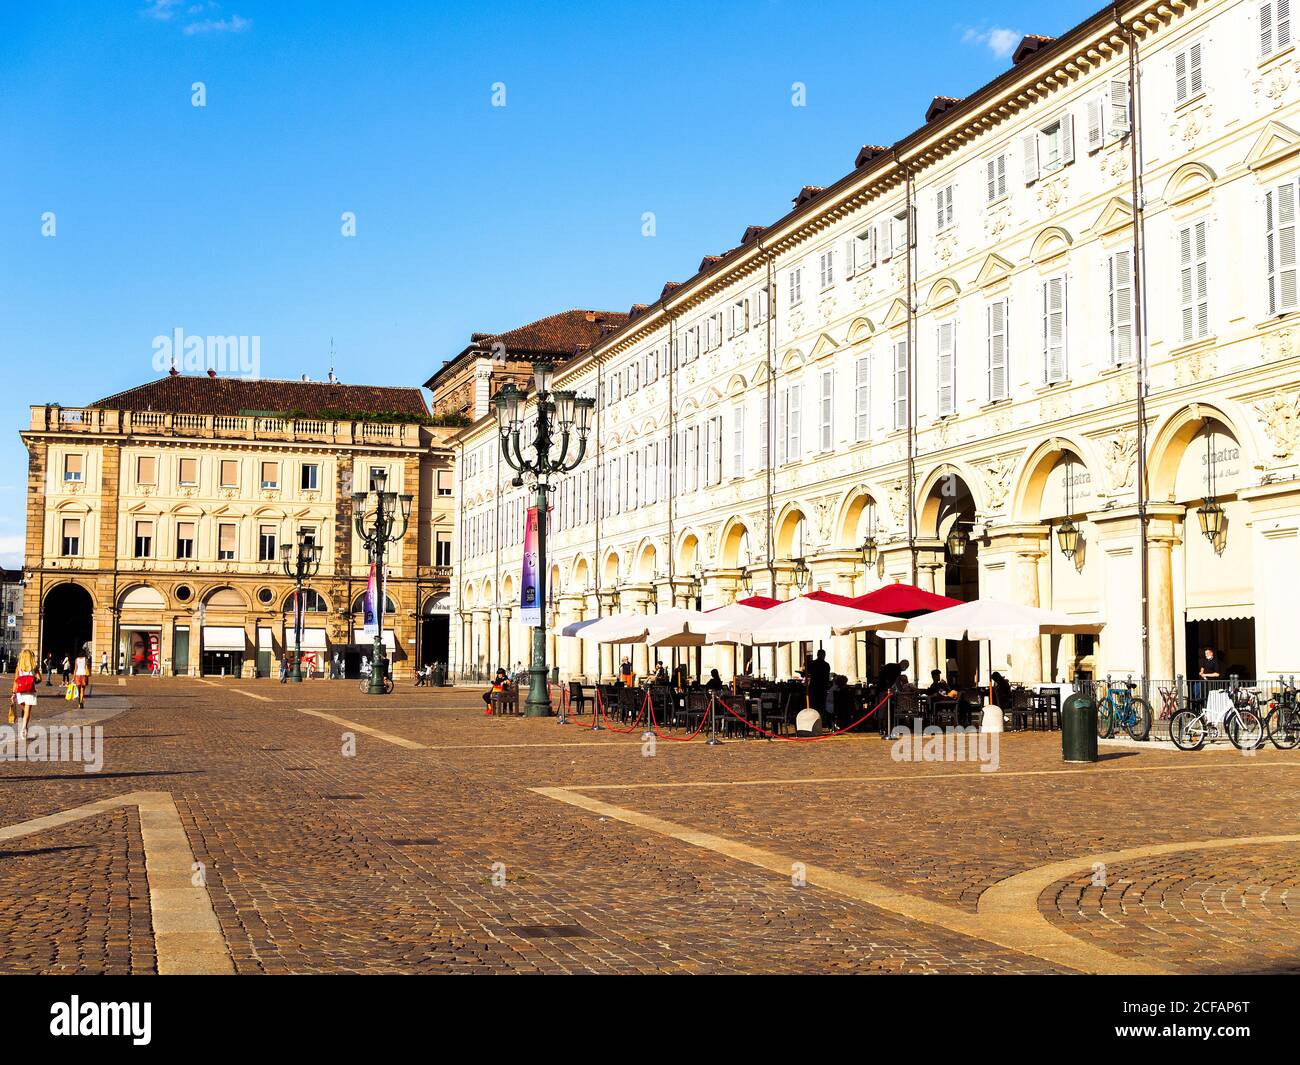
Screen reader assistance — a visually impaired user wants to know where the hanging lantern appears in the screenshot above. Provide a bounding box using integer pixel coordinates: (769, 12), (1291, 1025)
(792, 556), (810, 591)
(860, 535), (878, 569)
(740, 568), (754, 596)
(1056, 517), (1080, 560)
(946, 523), (969, 558)
(1197, 498), (1226, 543)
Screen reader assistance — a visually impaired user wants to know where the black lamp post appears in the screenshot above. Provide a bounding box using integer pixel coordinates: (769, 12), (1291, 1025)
(280, 530), (321, 683)
(352, 468), (413, 695)
(494, 364), (595, 716)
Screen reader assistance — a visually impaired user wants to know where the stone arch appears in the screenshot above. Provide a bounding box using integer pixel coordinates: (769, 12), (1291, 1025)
(601, 549), (621, 586)
(281, 588), (330, 613)
(836, 485), (886, 546)
(42, 582), (94, 662)
(200, 584), (250, 610)
(571, 556), (591, 591)
(780, 347), (806, 372)
(1163, 160), (1216, 206)
(718, 518), (753, 568)
(917, 463), (982, 539)
(1148, 403), (1252, 503)
(774, 503), (809, 558)
(926, 276), (961, 310)
(676, 530), (700, 572)
(1010, 435), (1098, 522)
(633, 540), (658, 581)
(116, 582), (166, 610)
(724, 373), (748, 397)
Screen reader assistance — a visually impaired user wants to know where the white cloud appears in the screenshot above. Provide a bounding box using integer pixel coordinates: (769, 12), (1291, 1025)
(183, 14), (252, 35)
(962, 26), (1022, 59)
(0, 536), (23, 571)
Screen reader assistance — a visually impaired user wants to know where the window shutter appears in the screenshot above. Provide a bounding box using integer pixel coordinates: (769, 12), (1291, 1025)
(1109, 251), (1134, 363)
(1189, 40), (1203, 96)
(1044, 278), (1066, 383)
(1109, 78), (1131, 137)
(1267, 180), (1298, 315)
(758, 393), (769, 468)
(988, 301), (1008, 401)
(844, 237), (856, 278)
(1281, 0), (1293, 51)
(1060, 113), (1075, 166)
(1263, 0), (1275, 56)
(986, 157), (997, 201)
(1022, 131), (1039, 185)
(1174, 48), (1188, 104)
(936, 322), (955, 416)
(854, 355), (871, 441)
(893, 340), (909, 430)
(1086, 96), (1104, 150)
(732, 405), (744, 477)
(775, 390), (787, 465)
(819, 370), (834, 450)
(788, 383), (801, 460)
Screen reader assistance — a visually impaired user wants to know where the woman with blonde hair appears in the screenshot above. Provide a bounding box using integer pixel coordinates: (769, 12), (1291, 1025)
(73, 644), (91, 709)
(10, 648), (38, 740)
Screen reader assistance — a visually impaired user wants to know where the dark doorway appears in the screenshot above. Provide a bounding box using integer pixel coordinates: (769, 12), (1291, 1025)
(1185, 617), (1256, 682)
(42, 583), (93, 665)
(421, 614), (449, 668)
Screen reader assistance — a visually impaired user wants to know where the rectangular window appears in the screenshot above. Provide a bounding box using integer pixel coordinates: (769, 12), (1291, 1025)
(854, 227), (876, 272)
(435, 469), (452, 496)
(178, 457), (197, 486)
(986, 152), (1008, 202)
(893, 340), (909, 431)
(1261, 0), (1292, 59)
(1043, 278), (1067, 384)
(1267, 177), (1298, 316)
(785, 383), (802, 462)
(260, 461), (279, 489)
(219, 460), (238, 488)
(707, 416), (723, 486)
(819, 370), (834, 450)
(758, 393), (770, 469)
(136, 455), (157, 486)
(63, 453), (83, 482)
(435, 532), (452, 567)
(1032, 115), (1074, 177)
(176, 521), (195, 560)
(1174, 39), (1204, 104)
(819, 250), (834, 290)
(1179, 220), (1210, 342)
(935, 184), (954, 230)
(731, 299), (747, 336)
(1108, 250), (1134, 364)
(217, 523), (236, 560)
(258, 524), (277, 562)
(988, 301), (1009, 401)
(302, 463), (320, 491)
(134, 519), (153, 559)
(854, 355), (871, 441)
(300, 526), (316, 548)
(891, 208), (912, 256)
(753, 286), (770, 324)
(937, 321), (956, 416)
(61, 517), (81, 556)
(789, 267), (803, 306)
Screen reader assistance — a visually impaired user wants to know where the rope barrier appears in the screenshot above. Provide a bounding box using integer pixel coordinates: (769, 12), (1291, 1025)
(715, 692), (889, 741)
(592, 687), (647, 734)
(646, 693), (712, 742)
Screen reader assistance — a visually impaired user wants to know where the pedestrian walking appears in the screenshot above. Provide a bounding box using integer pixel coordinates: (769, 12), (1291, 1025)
(10, 649), (37, 741)
(73, 646), (90, 710)
(43, 654), (54, 686)
(60, 655), (71, 684)
(99, 651), (109, 675)
(279, 657), (289, 683)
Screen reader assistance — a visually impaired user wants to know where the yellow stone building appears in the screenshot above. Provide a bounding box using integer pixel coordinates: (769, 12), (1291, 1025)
(21, 373), (456, 678)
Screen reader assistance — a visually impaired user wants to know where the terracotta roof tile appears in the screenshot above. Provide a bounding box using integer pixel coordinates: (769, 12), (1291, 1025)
(91, 375), (430, 419)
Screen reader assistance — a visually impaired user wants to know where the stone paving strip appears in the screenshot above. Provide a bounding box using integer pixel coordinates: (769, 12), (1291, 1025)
(0, 791), (233, 974)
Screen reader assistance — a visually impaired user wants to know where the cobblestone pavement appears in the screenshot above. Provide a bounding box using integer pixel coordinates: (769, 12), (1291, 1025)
(0, 677), (1297, 974)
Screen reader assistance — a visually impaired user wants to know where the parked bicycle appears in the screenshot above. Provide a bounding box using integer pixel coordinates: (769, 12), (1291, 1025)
(1170, 691), (1265, 751)
(1096, 680), (1152, 741)
(1265, 681), (1300, 750)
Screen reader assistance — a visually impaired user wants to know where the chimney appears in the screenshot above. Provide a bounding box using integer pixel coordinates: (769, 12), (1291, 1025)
(301, 374), (310, 382)
(206, 368), (217, 378)
(584, 311), (597, 323)
(168, 365), (179, 377)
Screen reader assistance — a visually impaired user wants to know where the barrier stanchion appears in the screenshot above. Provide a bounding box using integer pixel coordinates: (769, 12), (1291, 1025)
(707, 692), (721, 746)
(553, 682), (568, 726)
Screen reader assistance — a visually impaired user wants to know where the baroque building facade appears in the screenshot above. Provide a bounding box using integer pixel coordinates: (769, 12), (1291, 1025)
(448, 0), (1300, 688)
(21, 374), (456, 678)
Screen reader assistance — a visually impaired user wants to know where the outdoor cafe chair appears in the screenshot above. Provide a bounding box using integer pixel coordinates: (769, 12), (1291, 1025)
(568, 680), (591, 716)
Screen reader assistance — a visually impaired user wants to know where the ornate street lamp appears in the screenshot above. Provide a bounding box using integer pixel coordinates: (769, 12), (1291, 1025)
(1056, 518), (1081, 560)
(739, 568), (754, 597)
(792, 556), (810, 592)
(494, 363), (594, 716)
(352, 468), (414, 695)
(280, 530), (321, 683)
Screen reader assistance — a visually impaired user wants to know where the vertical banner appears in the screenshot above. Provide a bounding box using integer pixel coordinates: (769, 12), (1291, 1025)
(520, 506), (541, 626)
(362, 564), (378, 638)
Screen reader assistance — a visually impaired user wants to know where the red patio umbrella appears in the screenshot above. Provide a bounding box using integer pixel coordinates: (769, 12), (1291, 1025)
(850, 583), (962, 618)
(803, 589), (859, 607)
(731, 595), (781, 610)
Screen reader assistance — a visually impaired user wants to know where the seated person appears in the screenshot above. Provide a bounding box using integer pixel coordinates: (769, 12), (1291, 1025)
(795, 705), (823, 737)
(990, 671), (1013, 709)
(482, 667), (509, 714)
(619, 658), (635, 686)
(704, 668), (724, 693)
(927, 669), (958, 699)
(652, 661), (670, 685)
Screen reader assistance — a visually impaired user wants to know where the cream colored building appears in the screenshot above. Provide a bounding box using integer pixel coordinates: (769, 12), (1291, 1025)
(449, 0), (1300, 689)
(22, 374), (455, 678)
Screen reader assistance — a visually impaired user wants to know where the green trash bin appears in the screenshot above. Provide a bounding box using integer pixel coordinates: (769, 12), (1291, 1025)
(432, 665), (445, 687)
(1061, 693), (1098, 763)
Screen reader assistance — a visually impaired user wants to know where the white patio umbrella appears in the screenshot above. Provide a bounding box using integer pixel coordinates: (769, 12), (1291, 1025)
(709, 595), (904, 646)
(565, 607), (702, 644)
(900, 599), (1104, 641)
(559, 611), (644, 640)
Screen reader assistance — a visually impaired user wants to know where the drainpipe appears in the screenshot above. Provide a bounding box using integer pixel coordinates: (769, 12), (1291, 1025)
(666, 317), (675, 593)
(758, 248), (776, 599)
(896, 154), (918, 588)
(1117, 4), (1152, 692)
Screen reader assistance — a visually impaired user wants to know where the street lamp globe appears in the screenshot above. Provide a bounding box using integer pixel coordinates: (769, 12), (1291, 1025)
(946, 524), (970, 558)
(532, 361), (555, 395)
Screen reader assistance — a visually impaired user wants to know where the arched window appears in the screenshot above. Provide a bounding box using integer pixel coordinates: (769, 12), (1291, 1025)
(285, 589), (328, 613)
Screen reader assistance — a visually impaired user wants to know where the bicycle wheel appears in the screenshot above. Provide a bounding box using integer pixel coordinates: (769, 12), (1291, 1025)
(1124, 697), (1152, 742)
(1096, 701), (1114, 739)
(1170, 710), (1207, 751)
(1268, 705), (1300, 750)
(1228, 709), (1265, 751)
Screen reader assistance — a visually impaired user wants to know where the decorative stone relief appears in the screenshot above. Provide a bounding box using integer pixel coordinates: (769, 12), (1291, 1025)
(885, 480), (909, 530)
(1104, 430), (1138, 491)
(1263, 329), (1296, 361)
(1254, 66), (1292, 109)
(818, 295), (835, 322)
(1036, 173), (1069, 214)
(984, 204), (1010, 241)
(1170, 103), (1214, 149)
(1039, 391), (1068, 422)
(811, 494), (837, 545)
(1255, 391), (1300, 460)
(935, 230), (958, 263)
(788, 309), (805, 334)
(1176, 346), (1217, 386)
(854, 276), (874, 303)
(980, 455), (1014, 513)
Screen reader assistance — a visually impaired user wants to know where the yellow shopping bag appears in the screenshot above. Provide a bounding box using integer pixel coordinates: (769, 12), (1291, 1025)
(65, 683), (76, 701)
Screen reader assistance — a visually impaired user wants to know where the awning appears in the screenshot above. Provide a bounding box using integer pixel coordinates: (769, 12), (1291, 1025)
(1185, 607), (1254, 623)
(202, 626), (246, 651)
(284, 627), (328, 650)
(354, 629), (396, 652)
(257, 627), (274, 650)
(119, 623), (161, 633)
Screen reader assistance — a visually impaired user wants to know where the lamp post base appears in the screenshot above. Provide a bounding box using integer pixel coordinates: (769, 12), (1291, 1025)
(524, 666), (551, 717)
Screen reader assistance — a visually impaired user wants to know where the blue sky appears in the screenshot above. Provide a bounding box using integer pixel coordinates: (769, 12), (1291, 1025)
(0, 0), (1101, 567)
